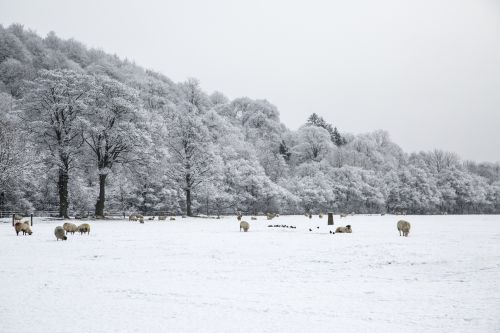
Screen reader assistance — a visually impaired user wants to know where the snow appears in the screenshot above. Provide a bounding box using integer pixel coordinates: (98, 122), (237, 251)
(1, 215), (499, 333)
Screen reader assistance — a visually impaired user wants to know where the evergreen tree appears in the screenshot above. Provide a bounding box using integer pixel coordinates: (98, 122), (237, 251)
(279, 140), (291, 161)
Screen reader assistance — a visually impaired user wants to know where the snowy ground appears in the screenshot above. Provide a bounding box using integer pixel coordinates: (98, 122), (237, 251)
(1, 215), (499, 333)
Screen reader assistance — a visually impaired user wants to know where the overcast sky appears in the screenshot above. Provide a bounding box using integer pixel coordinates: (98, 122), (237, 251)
(1, 0), (500, 162)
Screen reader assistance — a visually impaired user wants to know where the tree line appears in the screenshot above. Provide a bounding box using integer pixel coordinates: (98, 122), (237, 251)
(1, 24), (500, 216)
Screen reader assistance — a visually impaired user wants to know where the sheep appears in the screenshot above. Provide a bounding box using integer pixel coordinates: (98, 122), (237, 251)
(251, 216), (257, 220)
(129, 215), (138, 221)
(14, 222), (32, 236)
(148, 216), (155, 220)
(170, 217), (176, 221)
(267, 213), (275, 220)
(335, 225), (352, 233)
(139, 217), (144, 223)
(54, 226), (67, 241)
(397, 220), (411, 237)
(63, 222), (78, 235)
(158, 215), (167, 221)
(340, 213), (347, 218)
(319, 213), (323, 218)
(239, 221), (250, 232)
(77, 223), (91, 235)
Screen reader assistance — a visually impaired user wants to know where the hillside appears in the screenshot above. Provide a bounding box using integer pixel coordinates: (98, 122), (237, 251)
(1, 23), (499, 216)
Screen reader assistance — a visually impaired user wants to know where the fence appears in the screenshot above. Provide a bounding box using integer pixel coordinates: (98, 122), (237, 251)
(0, 210), (178, 221)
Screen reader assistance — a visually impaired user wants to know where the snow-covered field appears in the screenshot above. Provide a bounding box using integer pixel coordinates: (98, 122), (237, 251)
(1, 215), (499, 333)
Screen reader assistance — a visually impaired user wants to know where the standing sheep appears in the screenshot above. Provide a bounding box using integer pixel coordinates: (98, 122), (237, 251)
(129, 215), (138, 221)
(335, 225), (352, 233)
(240, 221), (250, 232)
(397, 220), (411, 237)
(77, 223), (91, 235)
(63, 222), (78, 235)
(54, 226), (67, 241)
(14, 222), (32, 236)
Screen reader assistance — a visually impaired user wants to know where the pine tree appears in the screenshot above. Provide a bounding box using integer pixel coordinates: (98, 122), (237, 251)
(279, 140), (291, 161)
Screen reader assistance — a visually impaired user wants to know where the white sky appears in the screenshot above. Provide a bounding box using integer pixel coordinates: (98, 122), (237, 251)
(1, 0), (500, 162)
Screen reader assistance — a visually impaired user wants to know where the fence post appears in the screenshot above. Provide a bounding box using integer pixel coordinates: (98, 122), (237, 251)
(12, 214), (14, 226)
(30, 214), (33, 226)
(328, 212), (334, 225)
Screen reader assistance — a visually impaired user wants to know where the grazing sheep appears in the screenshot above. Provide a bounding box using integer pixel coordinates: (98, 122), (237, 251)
(170, 217), (176, 221)
(397, 220), (411, 237)
(335, 225), (352, 233)
(240, 221), (250, 232)
(14, 222), (32, 236)
(340, 213), (347, 218)
(129, 215), (138, 221)
(54, 226), (67, 241)
(63, 222), (78, 235)
(158, 215), (167, 220)
(148, 216), (155, 220)
(77, 223), (90, 235)
(139, 217), (144, 223)
(251, 216), (257, 220)
(267, 213), (275, 220)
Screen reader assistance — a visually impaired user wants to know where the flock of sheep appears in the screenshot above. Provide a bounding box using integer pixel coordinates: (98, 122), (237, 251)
(13, 219), (91, 241)
(10, 213), (412, 239)
(237, 213), (412, 237)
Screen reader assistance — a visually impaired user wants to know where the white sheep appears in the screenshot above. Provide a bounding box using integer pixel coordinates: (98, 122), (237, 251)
(63, 222), (78, 235)
(54, 226), (67, 241)
(240, 221), (250, 232)
(14, 222), (32, 236)
(397, 220), (411, 237)
(335, 225), (352, 233)
(77, 223), (91, 235)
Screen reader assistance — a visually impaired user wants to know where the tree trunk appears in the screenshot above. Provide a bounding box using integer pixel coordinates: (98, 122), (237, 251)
(186, 188), (192, 216)
(95, 173), (107, 217)
(58, 168), (69, 218)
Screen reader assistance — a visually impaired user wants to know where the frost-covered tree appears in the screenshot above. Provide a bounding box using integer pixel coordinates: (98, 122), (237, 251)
(294, 126), (333, 162)
(21, 69), (90, 217)
(83, 74), (146, 217)
(164, 106), (215, 216)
